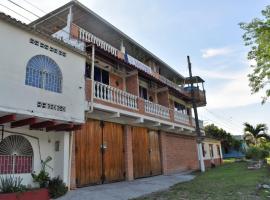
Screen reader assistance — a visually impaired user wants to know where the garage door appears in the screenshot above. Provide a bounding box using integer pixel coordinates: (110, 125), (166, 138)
(132, 127), (162, 179)
(75, 120), (125, 187)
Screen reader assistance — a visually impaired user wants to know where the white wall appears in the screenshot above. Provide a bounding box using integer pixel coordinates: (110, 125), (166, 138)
(202, 140), (222, 160)
(0, 128), (70, 186)
(0, 20), (86, 123)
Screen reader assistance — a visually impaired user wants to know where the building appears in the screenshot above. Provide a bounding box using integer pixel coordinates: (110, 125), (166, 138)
(0, 13), (86, 186)
(201, 137), (223, 168)
(0, 0), (222, 189)
(223, 135), (246, 159)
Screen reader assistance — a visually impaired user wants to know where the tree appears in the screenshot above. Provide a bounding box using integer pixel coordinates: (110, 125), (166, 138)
(243, 122), (269, 146)
(204, 124), (241, 152)
(239, 6), (270, 103)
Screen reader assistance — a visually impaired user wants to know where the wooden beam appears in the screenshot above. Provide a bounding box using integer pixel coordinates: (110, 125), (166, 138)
(46, 123), (73, 132)
(11, 117), (37, 128)
(65, 125), (82, 132)
(30, 121), (55, 129)
(0, 114), (16, 124)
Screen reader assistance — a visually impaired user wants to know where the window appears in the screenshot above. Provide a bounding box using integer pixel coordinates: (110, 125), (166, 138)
(217, 145), (221, 156)
(174, 102), (187, 113)
(25, 55), (62, 93)
(202, 143), (206, 157)
(0, 135), (33, 174)
(94, 67), (109, 85)
(209, 144), (214, 158)
(139, 86), (148, 100)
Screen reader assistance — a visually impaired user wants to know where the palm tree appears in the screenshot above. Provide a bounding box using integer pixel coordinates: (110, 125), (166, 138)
(243, 123), (269, 146)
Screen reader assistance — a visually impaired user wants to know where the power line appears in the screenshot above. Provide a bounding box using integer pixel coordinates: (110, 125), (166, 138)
(0, 3), (31, 22)
(21, 0), (46, 14)
(7, 0), (40, 18)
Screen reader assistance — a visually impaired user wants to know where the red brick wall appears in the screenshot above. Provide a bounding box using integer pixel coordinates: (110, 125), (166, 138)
(160, 132), (199, 174)
(85, 79), (92, 102)
(157, 90), (169, 107)
(110, 73), (124, 90)
(126, 73), (139, 96)
(124, 125), (134, 180)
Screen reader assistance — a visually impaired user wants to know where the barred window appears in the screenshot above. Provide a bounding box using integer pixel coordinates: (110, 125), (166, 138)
(0, 135), (33, 174)
(25, 55), (62, 93)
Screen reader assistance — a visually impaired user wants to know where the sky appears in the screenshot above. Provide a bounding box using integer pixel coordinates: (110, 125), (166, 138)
(0, 0), (269, 135)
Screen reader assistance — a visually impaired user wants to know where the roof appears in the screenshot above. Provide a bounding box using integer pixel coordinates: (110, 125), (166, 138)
(30, 0), (186, 82)
(0, 12), (87, 58)
(184, 76), (205, 84)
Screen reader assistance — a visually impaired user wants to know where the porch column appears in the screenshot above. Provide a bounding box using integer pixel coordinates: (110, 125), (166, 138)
(69, 132), (77, 189)
(124, 125), (134, 181)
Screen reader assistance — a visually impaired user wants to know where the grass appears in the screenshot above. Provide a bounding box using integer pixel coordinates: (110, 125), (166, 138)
(134, 161), (270, 200)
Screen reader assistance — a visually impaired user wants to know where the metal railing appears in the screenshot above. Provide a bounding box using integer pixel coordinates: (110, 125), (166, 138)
(144, 100), (170, 119)
(94, 81), (138, 109)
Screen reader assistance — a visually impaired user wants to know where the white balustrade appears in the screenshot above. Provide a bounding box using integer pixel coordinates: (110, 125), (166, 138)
(144, 100), (170, 119)
(192, 118), (204, 128)
(79, 27), (118, 57)
(94, 81), (137, 109)
(174, 110), (190, 125)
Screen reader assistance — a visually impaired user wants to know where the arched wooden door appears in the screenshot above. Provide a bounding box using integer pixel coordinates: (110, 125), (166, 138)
(75, 120), (125, 187)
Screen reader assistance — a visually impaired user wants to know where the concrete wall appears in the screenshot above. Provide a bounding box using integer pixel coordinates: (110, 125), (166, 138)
(0, 127), (70, 186)
(201, 139), (223, 168)
(0, 20), (86, 123)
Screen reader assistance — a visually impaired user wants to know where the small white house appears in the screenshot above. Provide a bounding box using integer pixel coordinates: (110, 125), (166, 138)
(0, 13), (86, 187)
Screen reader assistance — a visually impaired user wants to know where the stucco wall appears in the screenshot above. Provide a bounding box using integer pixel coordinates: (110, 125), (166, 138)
(0, 127), (70, 186)
(0, 20), (86, 123)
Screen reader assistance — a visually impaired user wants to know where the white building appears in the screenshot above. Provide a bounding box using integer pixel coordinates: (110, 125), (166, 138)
(0, 13), (86, 186)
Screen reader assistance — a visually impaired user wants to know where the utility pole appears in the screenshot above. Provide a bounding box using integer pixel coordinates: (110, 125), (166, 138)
(187, 56), (205, 172)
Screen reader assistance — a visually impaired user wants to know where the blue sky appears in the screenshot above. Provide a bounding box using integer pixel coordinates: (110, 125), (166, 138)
(1, 0), (269, 134)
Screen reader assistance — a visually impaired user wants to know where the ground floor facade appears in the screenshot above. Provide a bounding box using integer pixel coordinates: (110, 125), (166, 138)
(69, 118), (208, 188)
(0, 126), (70, 186)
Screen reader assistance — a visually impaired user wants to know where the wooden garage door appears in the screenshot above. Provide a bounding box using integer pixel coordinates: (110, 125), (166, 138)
(103, 122), (125, 183)
(132, 127), (162, 179)
(75, 120), (125, 187)
(149, 131), (162, 176)
(75, 120), (102, 186)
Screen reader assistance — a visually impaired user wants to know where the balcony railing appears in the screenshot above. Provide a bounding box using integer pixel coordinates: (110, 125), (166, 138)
(94, 81), (138, 109)
(192, 118), (204, 128)
(174, 110), (190, 125)
(144, 100), (170, 119)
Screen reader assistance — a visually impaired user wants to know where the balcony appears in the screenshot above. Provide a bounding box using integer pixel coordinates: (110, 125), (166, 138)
(144, 100), (170, 119)
(94, 81), (138, 110)
(85, 80), (204, 133)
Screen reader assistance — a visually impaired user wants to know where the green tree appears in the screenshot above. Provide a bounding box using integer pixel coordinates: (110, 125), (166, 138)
(239, 6), (270, 103)
(243, 122), (269, 146)
(204, 124), (241, 152)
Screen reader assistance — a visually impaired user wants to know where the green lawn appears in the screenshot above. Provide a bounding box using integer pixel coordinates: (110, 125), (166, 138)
(134, 161), (270, 200)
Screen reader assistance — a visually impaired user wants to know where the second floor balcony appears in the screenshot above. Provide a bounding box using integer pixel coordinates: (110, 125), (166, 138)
(86, 80), (203, 132)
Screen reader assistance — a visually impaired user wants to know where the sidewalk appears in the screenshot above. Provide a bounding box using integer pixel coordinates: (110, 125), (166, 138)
(59, 172), (195, 200)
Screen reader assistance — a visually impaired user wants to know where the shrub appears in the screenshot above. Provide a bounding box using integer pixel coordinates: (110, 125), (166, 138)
(48, 176), (68, 199)
(245, 146), (269, 160)
(32, 156), (52, 188)
(0, 175), (26, 193)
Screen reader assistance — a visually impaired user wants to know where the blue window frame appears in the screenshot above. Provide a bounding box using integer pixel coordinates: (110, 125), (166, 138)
(25, 55), (62, 93)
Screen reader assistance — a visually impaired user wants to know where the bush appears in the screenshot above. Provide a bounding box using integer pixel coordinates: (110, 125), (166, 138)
(245, 146), (269, 160)
(48, 176), (68, 199)
(31, 169), (50, 188)
(0, 175), (26, 193)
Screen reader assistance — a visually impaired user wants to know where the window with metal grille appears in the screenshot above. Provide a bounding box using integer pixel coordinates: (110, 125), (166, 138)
(25, 55), (62, 93)
(0, 135), (33, 174)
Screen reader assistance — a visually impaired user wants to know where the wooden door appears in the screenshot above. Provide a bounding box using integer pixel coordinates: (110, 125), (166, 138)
(75, 120), (102, 187)
(149, 131), (162, 176)
(103, 122), (125, 183)
(132, 127), (151, 179)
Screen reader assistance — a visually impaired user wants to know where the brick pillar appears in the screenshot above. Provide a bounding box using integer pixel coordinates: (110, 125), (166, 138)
(160, 131), (168, 175)
(124, 125), (134, 181)
(70, 133), (77, 189)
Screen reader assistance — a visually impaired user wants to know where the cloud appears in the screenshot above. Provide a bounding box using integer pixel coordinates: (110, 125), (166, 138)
(201, 47), (233, 58)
